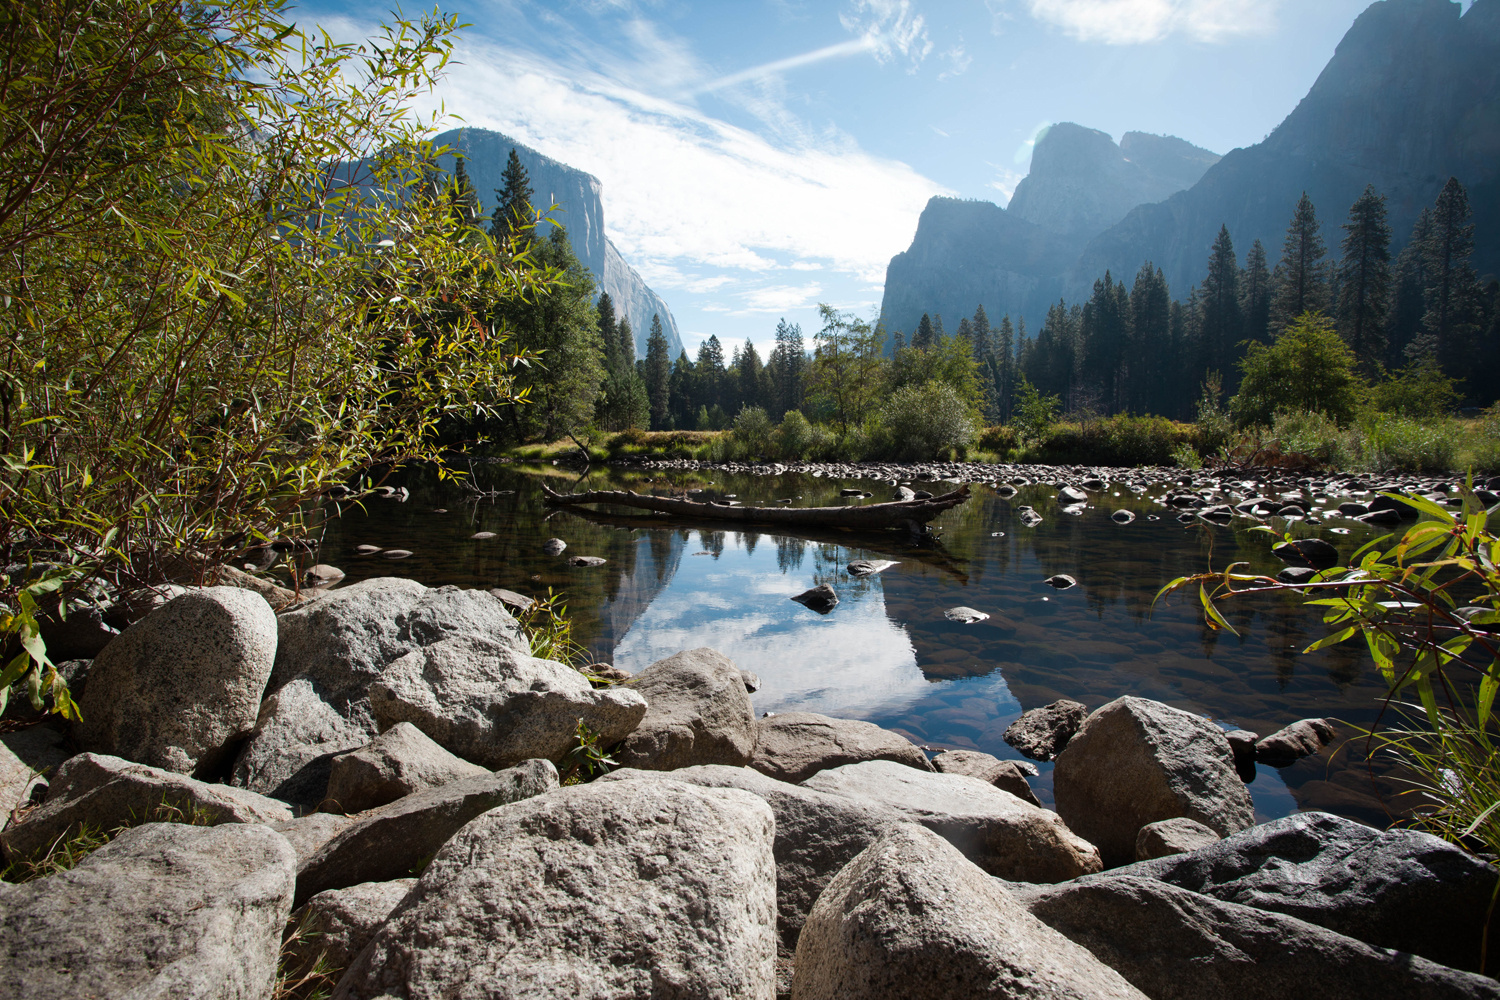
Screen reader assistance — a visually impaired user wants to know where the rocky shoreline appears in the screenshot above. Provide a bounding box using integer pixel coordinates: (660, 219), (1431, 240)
(3, 564), (1499, 996)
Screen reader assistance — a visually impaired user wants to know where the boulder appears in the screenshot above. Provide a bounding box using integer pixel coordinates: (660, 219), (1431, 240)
(1223, 729), (1259, 781)
(367, 635), (647, 771)
(332, 778), (777, 1000)
(1002, 699), (1088, 761)
(322, 722), (488, 813)
(0, 724), (70, 816)
(1058, 485), (1091, 504)
(231, 677), (369, 809)
(1011, 874), (1500, 1000)
(790, 825), (1146, 1000)
(1124, 811), (1500, 973)
(1254, 718), (1336, 767)
(1135, 817), (1221, 861)
(1, 753), (291, 864)
(1052, 696), (1255, 867)
(294, 759), (556, 906)
(1271, 538), (1340, 570)
(0, 822), (294, 1000)
(613, 648), (757, 770)
(286, 878), (415, 977)
(211, 563), (299, 610)
(943, 606), (989, 622)
(270, 812), (354, 866)
(74, 586), (278, 776)
(931, 749), (1040, 806)
(803, 760), (1101, 882)
(791, 584), (838, 614)
(750, 712), (933, 784)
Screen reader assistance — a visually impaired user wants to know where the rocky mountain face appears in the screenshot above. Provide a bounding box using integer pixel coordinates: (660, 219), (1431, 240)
(880, 0), (1500, 338)
(432, 128), (683, 360)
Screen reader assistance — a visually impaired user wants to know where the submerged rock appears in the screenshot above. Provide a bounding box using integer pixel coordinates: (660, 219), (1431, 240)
(791, 583), (839, 614)
(1254, 718), (1336, 767)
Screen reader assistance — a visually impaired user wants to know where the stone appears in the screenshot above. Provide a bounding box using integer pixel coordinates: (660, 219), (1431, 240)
(567, 555), (607, 567)
(0, 821), (294, 1000)
(333, 778), (777, 1000)
(0, 753), (291, 864)
(295, 758), (557, 906)
(1111, 509), (1136, 523)
(368, 635), (647, 771)
(1255, 717), (1336, 766)
(790, 825), (1146, 1000)
(740, 669), (761, 693)
(1276, 565), (1318, 584)
(750, 712), (933, 784)
(37, 599), (118, 661)
(322, 722), (488, 814)
(380, 549), (412, 559)
(286, 879), (415, 977)
(1124, 810), (1500, 972)
(846, 559), (898, 577)
(1003, 699), (1087, 761)
(488, 587), (532, 610)
(1135, 816), (1222, 861)
(0, 724), (70, 817)
(469, 531), (497, 539)
(1271, 538), (1340, 570)
(791, 583), (838, 613)
(1012, 873), (1499, 1000)
(211, 563), (299, 610)
(614, 648), (757, 770)
(304, 563), (346, 587)
(1058, 485), (1090, 504)
(803, 760), (1101, 882)
(74, 586), (277, 777)
(1045, 574), (1077, 589)
(943, 605), (989, 622)
(1053, 696), (1255, 867)
(542, 537), (567, 555)
(931, 749), (1041, 806)
(231, 678), (369, 809)
(270, 812), (354, 866)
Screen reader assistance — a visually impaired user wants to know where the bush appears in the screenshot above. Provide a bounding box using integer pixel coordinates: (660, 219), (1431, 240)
(1359, 414), (1461, 474)
(977, 425), (1017, 457)
(1021, 414), (1190, 466)
(607, 427), (650, 455)
(731, 406), (774, 458)
(1232, 312), (1363, 427)
(1370, 358), (1463, 418)
(880, 381), (979, 461)
(1270, 409), (1361, 469)
(1014, 375), (1060, 442)
(775, 410), (812, 460)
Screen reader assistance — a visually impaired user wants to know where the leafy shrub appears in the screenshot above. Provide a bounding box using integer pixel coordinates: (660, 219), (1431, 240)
(1270, 409), (1361, 469)
(1369, 358), (1463, 418)
(806, 423), (837, 460)
(1171, 443), (1203, 469)
(880, 381), (979, 461)
(1232, 312), (1363, 427)
(731, 406), (774, 458)
(1359, 414), (1461, 474)
(977, 425), (1017, 457)
(1022, 414), (1188, 466)
(1193, 372), (1234, 457)
(1013, 375), (1060, 442)
(775, 410), (812, 460)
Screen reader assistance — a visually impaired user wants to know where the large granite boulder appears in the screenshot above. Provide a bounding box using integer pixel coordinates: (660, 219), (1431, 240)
(1124, 810), (1500, 973)
(332, 778), (778, 1000)
(0, 724), (70, 816)
(0, 822), (294, 1000)
(1010, 874), (1500, 1000)
(1, 753), (291, 864)
(931, 749), (1040, 806)
(790, 825), (1147, 1000)
(750, 712), (933, 784)
(1135, 816), (1221, 861)
(295, 758), (557, 906)
(322, 722), (487, 814)
(1003, 699), (1087, 761)
(230, 677), (368, 809)
(367, 635), (647, 770)
(613, 648), (757, 770)
(803, 760), (1100, 881)
(1053, 696), (1255, 866)
(74, 586), (277, 776)
(286, 879), (415, 978)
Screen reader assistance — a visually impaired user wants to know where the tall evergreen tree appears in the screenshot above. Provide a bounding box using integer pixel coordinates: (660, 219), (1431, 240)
(767, 318), (806, 417)
(1168, 297), (1194, 420)
(449, 154), (481, 230)
(1269, 192), (1328, 333)
(644, 315), (672, 429)
(668, 350), (695, 428)
(490, 148), (534, 247)
(736, 337), (768, 413)
(1079, 272), (1129, 413)
(1198, 226), (1243, 389)
(594, 292), (648, 430)
(913, 313), (936, 350)
(891, 330), (906, 353)
(597, 291), (619, 367)
(1129, 263), (1171, 416)
(694, 335), (727, 414)
(992, 311), (1015, 421)
(1388, 208), (1432, 366)
(932, 314), (946, 339)
(1241, 239), (1271, 343)
(1336, 185), (1392, 374)
(1421, 177), (1482, 379)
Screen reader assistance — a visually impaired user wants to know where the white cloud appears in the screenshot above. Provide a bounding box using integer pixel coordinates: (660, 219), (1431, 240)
(839, 0), (934, 69)
(939, 43), (972, 79)
(987, 166), (1027, 205)
(738, 282), (824, 313)
(1025, 0), (1282, 44)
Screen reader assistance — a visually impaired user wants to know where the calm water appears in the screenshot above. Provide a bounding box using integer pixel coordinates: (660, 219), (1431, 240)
(314, 462), (1405, 827)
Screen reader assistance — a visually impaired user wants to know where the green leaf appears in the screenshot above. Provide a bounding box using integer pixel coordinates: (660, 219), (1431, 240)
(1304, 626), (1358, 654)
(1477, 667), (1499, 730)
(1200, 584), (1238, 636)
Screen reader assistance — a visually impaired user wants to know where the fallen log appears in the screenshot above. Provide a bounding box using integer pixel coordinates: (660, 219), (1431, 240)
(540, 482), (971, 531)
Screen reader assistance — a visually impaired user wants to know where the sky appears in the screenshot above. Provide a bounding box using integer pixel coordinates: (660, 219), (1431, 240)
(303, 0), (1389, 358)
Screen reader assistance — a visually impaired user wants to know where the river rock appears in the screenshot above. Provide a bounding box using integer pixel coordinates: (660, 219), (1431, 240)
(0, 724), (70, 816)
(803, 760), (1101, 882)
(368, 635), (647, 770)
(846, 559), (898, 577)
(542, 537), (567, 555)
(0, 821), (294, 1000)
(1003, 699), (1087, 761)
(1254, 717), (1336, 766)
(210, 562), (299, 610)
(1276, 565), (1318, 584)
(1053, 696), (1255, 867)
(1111, 509), (1136, 523)
(1124, 810), (1500, 972)
(304, 563), (346, 587)
(790, 825), (1146, 1000)
(567, 555), (607, 567)
(931, 749), (1041, 806)
(613, 648), (757, 770)
(1135, 817), (1222, 861)
(270, 812), (354, 866)
(1058, 486), (1090, 504)
(1012, 873), (1499, 1000)
(286, 878), (415, 977)
(750, 712), (933, 783)
(0, 753), (291, 864)
(1271, 538), (1340, 570)
(295, 758), (557, 906)
(322, 721), (488, 813)
(943, 605), (990, 622)
(791, 583), (838, 613)
(74, 586), (277, 777)
(231, 677), (370, 809)
(1045, 574), (1077, 589)
(332, 778), (777, 1000)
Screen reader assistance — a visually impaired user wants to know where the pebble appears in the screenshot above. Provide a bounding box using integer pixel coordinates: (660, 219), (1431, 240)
(381, 549), (413, 559)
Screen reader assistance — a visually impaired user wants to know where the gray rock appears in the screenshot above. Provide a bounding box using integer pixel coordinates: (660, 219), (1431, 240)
(931, 749), (1041, 806)
(943, 605), (990, 622)
(270, 812), (354, 867)
(1003, 699), (1088, 761)
(0, 724), (70, 816)
(367, 634), (647, 771)
(1111, 509), (1136, 523)
(1058, 485), (1091, 504)
(751, 712), (934, 784)
(1223, 729), (1259, 781)
(1053, 696), (1255, 867)
(846, 559), (898, 577)
(1276, 566), (1319, 584)
(211, 563), (299, 611)
(1255, 717), (1336, 766)
(304, 563), (346, 587)
(286, 878), (415, 977)
(614, 648), (757, 770)
(333, 778), (777, 1000)
(1, 753), (291, 864)
(231, 677), (369, 809)
(322, 722), (488, 814)
(790, 825), (1146, 1000)
(740, 669), (761, 693)
(803, 760), (1101, 882)
(295, 758), (557, 906)
(74, 587), (278, 776)
(542, 537), (567, 555)
(791, 583), (839, 614)
(567, 554), (607, 567)
(1011, 874), (1500, 1000)
(1045, 574), (1077, 589)
(1123, 810), (1500, 973)
(1135, 817), (1222, 861)
(37, 600), (118, 661)
(0, 821), (294, 1000)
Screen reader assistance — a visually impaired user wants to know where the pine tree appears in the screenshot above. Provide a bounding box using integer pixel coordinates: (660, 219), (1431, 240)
(597, 292), (619, 368)
(1198, 226), (1243, 390)
(993, 312), (1015, 421)
(891, 330), (906, 353)
(1387, 209), (1432, 366)
(695, 335), (727, 414)
(594, 292), (648, 430)
(616, 318), (634, 364)
(736, 338), (768, 414)
(1422, 177), (1482, 379)
(913, 313), (936, 350)
(644, 315), (671, 429)
(1129, 263), (1171, 415)
(491, 148), (534, 247)
(767, 319), (806, 417)
(956, 317), (974, 344)
(668, 350), (695, 428)
(1336, 185), (1392, 375)
(1241, 239), (1271, 343)
(1079, 272), (1129, 413)
(1269, 192), (1329, 333)
(449, 154), (481, 230)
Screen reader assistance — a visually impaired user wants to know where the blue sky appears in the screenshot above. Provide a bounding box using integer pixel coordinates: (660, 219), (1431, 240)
(306, 0), (1388, 357)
